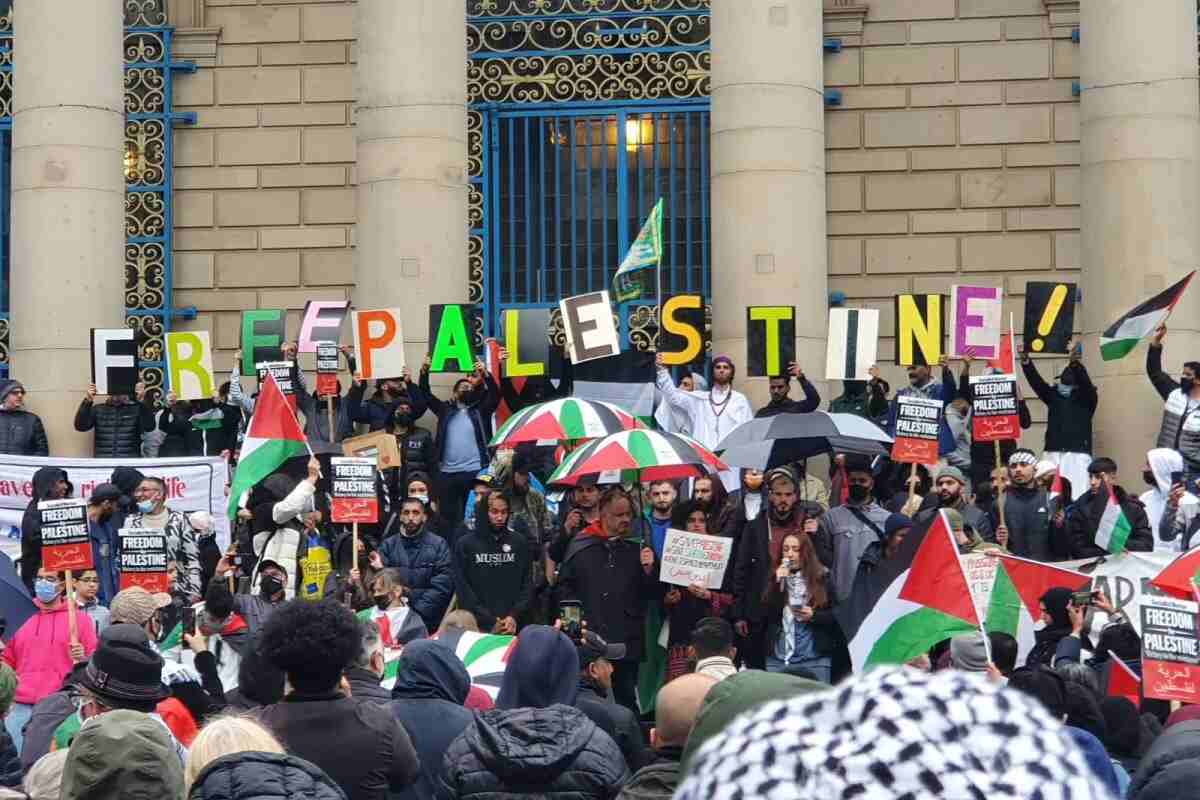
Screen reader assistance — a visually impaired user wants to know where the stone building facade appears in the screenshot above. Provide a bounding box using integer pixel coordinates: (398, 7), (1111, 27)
(9, 0), (1199, 476)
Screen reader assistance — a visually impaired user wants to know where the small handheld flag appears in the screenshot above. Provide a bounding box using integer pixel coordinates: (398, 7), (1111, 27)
(1101, 271), (1195, 361)
(612, 199), (664, 303)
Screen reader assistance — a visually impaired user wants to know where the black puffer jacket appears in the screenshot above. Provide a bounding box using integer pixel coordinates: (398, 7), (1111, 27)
(189, 751), (348, 800)
(438, 704), (629, 800)
(0, 729), (20, 789)
(0, 381), (47, 456)
(74, 398), (154, 458)
(1069, 485), (1154, 558)
(1129, 719), (1200, 800)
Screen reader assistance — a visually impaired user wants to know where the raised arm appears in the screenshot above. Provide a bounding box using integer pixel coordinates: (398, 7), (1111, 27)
(1147, 326), (1177, 400)
(1020, 356), (1055, 405)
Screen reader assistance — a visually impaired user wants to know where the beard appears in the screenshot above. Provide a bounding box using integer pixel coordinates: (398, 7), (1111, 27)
(937, 492), (960, 508)
(769, 503), (795, 523)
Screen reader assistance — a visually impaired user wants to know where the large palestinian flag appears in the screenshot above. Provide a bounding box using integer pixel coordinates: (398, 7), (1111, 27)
(1100, 270), (1195, 361)
(227, 373), (309, 516)
(844, 511), (982, 670)
(1151, 544), (1200, 601)
(985, 554), (1090, 663)
(372, 626), (516, 698)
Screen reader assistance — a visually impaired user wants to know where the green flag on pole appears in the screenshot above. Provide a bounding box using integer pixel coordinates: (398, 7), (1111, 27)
(613, 198), (664, 303)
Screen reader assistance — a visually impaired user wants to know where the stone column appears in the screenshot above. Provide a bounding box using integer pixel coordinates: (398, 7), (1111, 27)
(10, 0), (126, 456)
(710, 1), (828, 410)
(355, 0), (469, 374)
(1081, 0), (1200, 472)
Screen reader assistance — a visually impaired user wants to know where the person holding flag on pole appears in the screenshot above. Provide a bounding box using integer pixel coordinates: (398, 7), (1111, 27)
(1147, 323), (1200, 484)
(1067, 458), (1153, 558)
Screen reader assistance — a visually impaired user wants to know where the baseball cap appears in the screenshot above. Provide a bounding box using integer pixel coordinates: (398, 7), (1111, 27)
(109, 587), (173, 626)
(577, 629), (626, 667)
(87, 483), (122, 505)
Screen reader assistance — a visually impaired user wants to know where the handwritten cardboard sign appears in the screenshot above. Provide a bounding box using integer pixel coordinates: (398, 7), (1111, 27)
(342, 431), (401, 472)
(660, 528), (733, 590)
(892, 395), (943, 465)
(118, 528), (170, 593)
(1141, 595), (1200, 704)
(330, 457), (379, 524)
(970, 373), (1019, 442)
(39, 499), (92, 572)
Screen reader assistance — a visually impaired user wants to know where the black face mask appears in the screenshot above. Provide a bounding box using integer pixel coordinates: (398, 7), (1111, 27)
(373, 594), (390, 611)
(848, 484), (871, 504)
(260, 575), (283, 599)
(1144, 470), (1159, 488)
(1182, 377), (1195, 394)
(394, 413), (412, 428)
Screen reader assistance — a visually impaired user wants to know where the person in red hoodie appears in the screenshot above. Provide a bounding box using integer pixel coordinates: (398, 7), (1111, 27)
(3, 567), (98, 752)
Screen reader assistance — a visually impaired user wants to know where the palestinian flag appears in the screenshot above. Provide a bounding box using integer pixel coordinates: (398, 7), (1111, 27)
(1100, 271), (1195, 361)
(1096, 485), (1133, 554)
(985, 554), (1089, 663)
(1106, 655), (1142, 706)
(375, 628), (517, 698)
(567, 350), (657, 422)
(612, 198), (663, 303)
(227, 373), (309, 517)
(1151, 544), (1200, 600)
(845, 511), (982, 670)
(1048, 468), (1064, 503)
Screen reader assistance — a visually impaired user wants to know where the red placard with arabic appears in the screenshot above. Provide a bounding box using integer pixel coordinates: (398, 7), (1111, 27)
(1142, 596), (1200, 704)
(891, 395), (942, 465)
(331, 457), (379, 524)
(970, 374), (1020, 442)
(118, 528), (170, 593)
(39, 500), (93, 572)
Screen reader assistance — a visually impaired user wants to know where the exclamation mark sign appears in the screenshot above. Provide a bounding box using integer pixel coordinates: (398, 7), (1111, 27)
(1031, 284), (1068, 352)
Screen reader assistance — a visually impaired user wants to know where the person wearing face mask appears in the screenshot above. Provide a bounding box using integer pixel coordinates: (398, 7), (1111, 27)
(371, 498), (454, 631)
(1068, 457), (1153, 558)
(367, 569), (428, 647)
(1022, 338), (1096, 501)
(1143, 447), (1200, 552)
(346, 366), (427, 433)
(419, 354), (500, 528)
(74, 380), (155, 459)
(3, 568), (97, 751)
(453, 493), (532, 635)
(886, 356), (958, 461)
(828, 366), (890, 422)
(125, 476), (203, 602)
(993, 448), (1071, 562)
(733, 468), (820, 670)
(814, 456), (891, 606)
(1147, 324), (1200, 482)
(389, 397), (434, 502)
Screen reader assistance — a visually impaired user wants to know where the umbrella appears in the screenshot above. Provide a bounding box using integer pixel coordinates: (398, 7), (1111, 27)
(489, 398), (644, 448)
(547, 429), (727, 487)
(716, 412), (893, 471)
(0, 551), (35, 640)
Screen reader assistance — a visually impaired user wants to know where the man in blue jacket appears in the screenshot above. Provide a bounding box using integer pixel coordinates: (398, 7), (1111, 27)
(372, 498), (453, 631)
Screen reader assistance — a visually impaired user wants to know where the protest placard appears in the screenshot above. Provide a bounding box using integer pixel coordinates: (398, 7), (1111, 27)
(330, 457), (379, 524)
(1024, 282), (1077, 354)
(118, 528), (170, 593)
(501, 308), (550, 378)
(892, 395), (943, 465)
(91, 329), (139, 396)
(39, 499), (91, 572)
(560, 292), (620, 365)
(241, 309), (285, 376)
(256, 362), (296, 410)
(316, 341), (340, 397)
(343, 431), (401, 471)
(747, 306), (795, 378)
(970, 373), (1019, 442)
(826, 308), (879, 381)
(660, 529), (734, 590)
(1141, 595), (1200, 704)
(428, 304), (479, 373)
(949, 285), (1002, 359)
(660, 295), (705, 368)
(166, 331), (214, 401)
(353, 308), (407, 380)
(895, 294), (944, 367)
(297, 300), (349, 354)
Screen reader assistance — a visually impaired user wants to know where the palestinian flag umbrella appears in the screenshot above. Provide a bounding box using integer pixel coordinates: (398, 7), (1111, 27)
(716, 411), (893, 470)
(490, 398), (644, 448)
(1101, 270), (1195, 361)
(1151, 544), (1200, 601)
(985, 554), (1090, 664)
(547, 429), (726, 487)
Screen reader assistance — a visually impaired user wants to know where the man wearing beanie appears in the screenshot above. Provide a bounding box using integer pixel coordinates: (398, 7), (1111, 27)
(0, 379), (48, 456)
(949, 633), (990, 674)
(656, 353), (752, 492)
(917, 465), (993, 544)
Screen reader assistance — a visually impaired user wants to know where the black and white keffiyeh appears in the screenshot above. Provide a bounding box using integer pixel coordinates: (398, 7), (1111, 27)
(674, 667), (1117, 800)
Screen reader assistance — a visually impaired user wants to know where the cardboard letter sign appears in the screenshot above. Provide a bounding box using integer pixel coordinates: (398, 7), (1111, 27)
(747, 306), (796, 378)
(660, 295), (705, 368)
(166, 331), (214, 401)
(297, 301), (349, 354)
(895, 294), (944, 367)
(428, 305), (478, 373)
(118, 528), (170, 593)
(502, 308), (550, 378)
(970, 374), (1019, 442)
(950, 285), (1002, 359)
(241, 309), (286, 376)
(1023, 282), (1077, 354)
(92, 329), (139, 396)
(316, 341), (340, 397)
(660, 529), (734, 590)
(330, 457), (379, 524)
(892, 395), (943, 465)
(826, 308), (879, 381)
(39, 499), (92, 572)
(343, 431), (402, 471)
(1141, 595), (1200, 704)
(560, 292), (620, 365)
(353, 308), (406, 380)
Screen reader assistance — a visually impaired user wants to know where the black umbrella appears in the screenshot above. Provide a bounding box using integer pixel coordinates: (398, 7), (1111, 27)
(716, 412), (893, 470)
(0, 551), (35, 640)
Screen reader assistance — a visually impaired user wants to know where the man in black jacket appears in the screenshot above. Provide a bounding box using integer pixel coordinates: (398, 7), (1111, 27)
(344, 619), (390, 705)
(1068, 457), (1154, 557)
(19, 466), (69, 590)
(75, 381), (155, 459)
(0, 380), (48, 456)
(419, 355), (500, 527)
(345, 367), (427, 433)
(1021, 339), (1097, 502)
(391, 396), (434, 493)
(453, 492), (532, 634)
(993, 449), (1069, 562)
(557, 487), (657, 712)
(258, 600), (418, 800)
(755, 362), (821, 417)
(573, 630), (651, 775)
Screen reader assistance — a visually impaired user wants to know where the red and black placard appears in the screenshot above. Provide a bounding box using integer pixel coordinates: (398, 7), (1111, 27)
(118, 528), (171, 593)
(330, 457), (379, 524)
(39, 499), (92, 572)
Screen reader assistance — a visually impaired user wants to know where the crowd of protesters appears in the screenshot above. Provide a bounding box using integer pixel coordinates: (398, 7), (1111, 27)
(0, 320), (1191, 798)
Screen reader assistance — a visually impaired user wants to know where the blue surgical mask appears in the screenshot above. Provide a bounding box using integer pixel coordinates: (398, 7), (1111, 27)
(1056, 383), (1074, 398)
(34, 579), (58, 603)
(136, 500), (155, 513)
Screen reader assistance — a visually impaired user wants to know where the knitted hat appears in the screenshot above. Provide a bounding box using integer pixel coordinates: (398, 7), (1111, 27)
(949, 633), (989, 673)
(109, 587), (173, 626)
(677, 667), (1117, 800)
(883, 513), (912, 537)
(935, 465), (967, 486)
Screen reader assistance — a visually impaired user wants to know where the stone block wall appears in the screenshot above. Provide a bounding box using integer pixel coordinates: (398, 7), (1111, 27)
(170, 0), (357, 376)
(824, 0), (1080, 449)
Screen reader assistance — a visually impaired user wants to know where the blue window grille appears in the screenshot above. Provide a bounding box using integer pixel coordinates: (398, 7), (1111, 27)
(468, 0), (711, 349)
(0, 1), (193, 395)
